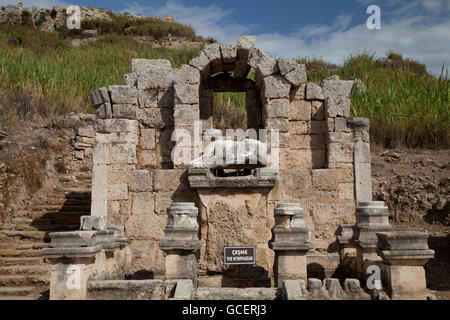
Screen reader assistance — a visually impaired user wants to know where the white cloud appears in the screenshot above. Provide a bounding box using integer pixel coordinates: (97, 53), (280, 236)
(117, 0), (148, 15)
(256, 16), (450, 76)
(0, 0), (67, 8)
(419, 0), (450, 13)
(357, 0), (450, 16)
(295, 13), (353, 38)
(144, 0), (249, 44)
(119, 0), (450, 75)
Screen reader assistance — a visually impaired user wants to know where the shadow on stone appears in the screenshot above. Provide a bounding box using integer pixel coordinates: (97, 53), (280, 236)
(30, 191), (91, 234)
(126, 270), (155, 280)
(221, 265), (271, 288)
(307, 263), (325, 280)
(332, 256), (358, 281)
(423, 203), (449, 226)
(425, 235), (450, 291)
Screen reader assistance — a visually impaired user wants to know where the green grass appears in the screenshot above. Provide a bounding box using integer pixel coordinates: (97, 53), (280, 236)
(0, 26), (448, 148)
(213, 92), (247, 130)
(0, 26), (201, 120)
(324, 54), (449, 148)
(214, 92), (246, 110)
(79, 16), (196, 40)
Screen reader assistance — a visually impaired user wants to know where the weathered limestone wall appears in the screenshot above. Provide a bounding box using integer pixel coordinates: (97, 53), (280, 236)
(89, 37), (367, 282)
(197, 190), (274, 286)
(272, 77), (358, 253)
(90, 59), (200, 276)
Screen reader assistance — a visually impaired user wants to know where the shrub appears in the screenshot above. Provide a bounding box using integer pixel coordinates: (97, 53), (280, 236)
(50, 8), (57, 19)
(35, 13), (47, 27)
(386, 51), (428, 76)
(21, 10), (31, 19)
(21, 9), (33, 27)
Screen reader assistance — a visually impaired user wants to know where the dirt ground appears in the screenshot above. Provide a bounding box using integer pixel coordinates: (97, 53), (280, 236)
(371, 146), (450, 300)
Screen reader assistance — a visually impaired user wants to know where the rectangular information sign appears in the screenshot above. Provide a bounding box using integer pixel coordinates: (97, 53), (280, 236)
(224, 246), (256, 266)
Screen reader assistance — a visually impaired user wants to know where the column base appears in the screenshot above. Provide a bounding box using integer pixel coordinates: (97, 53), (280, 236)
(387, 265), (429, 300)
(276, 250), (309, 287)
(48, 257), (95, 300)
(356, 246), (381, 277)
(165, 251), (198, 286)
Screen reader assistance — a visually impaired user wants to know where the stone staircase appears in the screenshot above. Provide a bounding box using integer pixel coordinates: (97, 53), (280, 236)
(0, 172), (92, 300)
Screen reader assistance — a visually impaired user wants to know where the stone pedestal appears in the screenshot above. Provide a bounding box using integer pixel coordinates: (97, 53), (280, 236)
(354, 201), (393, 276)
(336, 224), (356, 261)
(42, 224), (128, 300)
(165, 252), (198, 281)
(336, 224), (357, 277)
(376, 232), (435, 300)
(159, 203), (201, 284)
(47, 256), (98, 300)
(271, 203), (312, 287)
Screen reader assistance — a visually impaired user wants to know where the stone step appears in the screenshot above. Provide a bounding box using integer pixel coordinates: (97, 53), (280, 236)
(48, 192), (91, 199)
(58, 173), (92, 182)
(61, 181), (92, 187)
(61, 187), (91, 194)
(29, 211), (86, 220)
(2, 223), (80, 232)
(0, 242), (49, 250)
(0, 286), (34, 296)
(0, 264), (50, 276)
(0, 257), (44, 266)
(0, 295), (35, 300)
(0, 274), (49, 286)
(13, 210), (29, 217)
(62, 180), (92, 186)
(13, 216), (83, 224)
(34, 204), (91, 212)
(47, 198), (91, 206)
(193, 288), (282, 300)
(0, 230), (49, 240)
(0, 248), (42, 257)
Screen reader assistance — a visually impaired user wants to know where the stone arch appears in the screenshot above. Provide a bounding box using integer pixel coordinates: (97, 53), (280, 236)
(173, 37), (307, 139)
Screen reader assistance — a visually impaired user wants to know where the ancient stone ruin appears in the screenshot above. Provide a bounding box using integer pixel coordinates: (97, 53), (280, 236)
(41, 36), (435, 300)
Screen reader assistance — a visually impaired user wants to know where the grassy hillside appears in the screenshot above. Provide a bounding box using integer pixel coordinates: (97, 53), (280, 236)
(299, 55), (449, 148)
(0, 26), (201, 124)
(0, 25), (448, 148)
(78, 16), (197, 40)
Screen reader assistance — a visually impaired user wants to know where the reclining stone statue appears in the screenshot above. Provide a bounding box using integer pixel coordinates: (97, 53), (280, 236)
(189, 136), (268, 169)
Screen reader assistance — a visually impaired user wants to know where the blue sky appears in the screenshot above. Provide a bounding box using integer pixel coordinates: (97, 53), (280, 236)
(2, 0), (450, 75)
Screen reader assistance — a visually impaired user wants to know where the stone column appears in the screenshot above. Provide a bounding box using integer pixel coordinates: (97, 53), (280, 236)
(91, 132), (109, 218)
(376, 232), (435, 300)
(159, 203), (201, 285)
(347, 117), (372, 202)
(271, 203), (312, 287)
(90, 87), (112, 219)
(354, 201), (393, 276)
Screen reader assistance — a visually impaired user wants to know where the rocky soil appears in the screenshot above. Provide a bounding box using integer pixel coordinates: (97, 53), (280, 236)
(371, 146), (450, 300)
